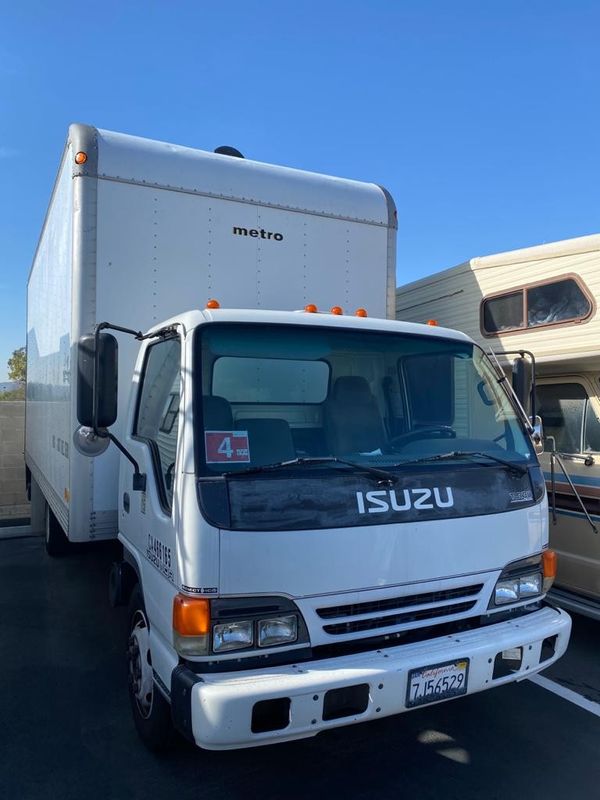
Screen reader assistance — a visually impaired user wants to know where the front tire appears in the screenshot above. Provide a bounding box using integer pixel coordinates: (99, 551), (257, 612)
(126, 585), (174, 752)
(45, 504), (69, 557)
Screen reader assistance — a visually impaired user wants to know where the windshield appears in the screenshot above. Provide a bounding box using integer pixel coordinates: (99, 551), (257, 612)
(195, 323), (535, 477)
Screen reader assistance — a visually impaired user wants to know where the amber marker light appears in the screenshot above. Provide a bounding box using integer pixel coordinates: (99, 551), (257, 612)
(173, 594), (210, 635)
(355, 308), (368, 317)
(426, 319), (439, 326)
(304, 303), (318, 313)
(330, 306), (343, 315)
(206, 298), (220, 309)
(542, 549), (557, 592)
(75, 151), (88, 165)
(173, 594), (211, 655)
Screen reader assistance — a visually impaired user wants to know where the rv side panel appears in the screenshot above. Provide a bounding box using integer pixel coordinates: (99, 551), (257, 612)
(397, 236), (600, 366)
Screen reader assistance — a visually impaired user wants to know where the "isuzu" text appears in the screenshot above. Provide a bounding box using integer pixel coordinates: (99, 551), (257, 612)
(356, 487), (454, 514)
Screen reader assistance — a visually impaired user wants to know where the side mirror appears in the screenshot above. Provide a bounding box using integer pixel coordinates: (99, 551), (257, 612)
(77, 332), (118, 430)
(531, 415), (544, 454)
(512, 357), (532, 417)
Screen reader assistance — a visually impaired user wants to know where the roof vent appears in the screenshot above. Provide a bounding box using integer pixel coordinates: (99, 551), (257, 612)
(214, 145), (244, 159)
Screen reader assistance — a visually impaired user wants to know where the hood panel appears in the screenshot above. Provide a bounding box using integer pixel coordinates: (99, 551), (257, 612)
(219, 503), (547, 597)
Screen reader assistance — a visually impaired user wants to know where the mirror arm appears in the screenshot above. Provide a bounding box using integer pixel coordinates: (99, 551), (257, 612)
(550, 448), (598, 534)
(105, 432), (146, 492)
(97, 321), (144, 338)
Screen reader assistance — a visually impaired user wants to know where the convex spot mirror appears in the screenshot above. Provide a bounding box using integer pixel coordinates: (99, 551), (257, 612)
(72, 425), (111, 457)
(77, 332), (118, 430)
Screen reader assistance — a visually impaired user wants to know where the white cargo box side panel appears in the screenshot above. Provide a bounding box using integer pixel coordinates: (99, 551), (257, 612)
(26, 150), (73, 532)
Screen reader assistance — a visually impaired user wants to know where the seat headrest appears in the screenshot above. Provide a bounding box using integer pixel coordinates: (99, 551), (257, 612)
(202, 395), (233, 429)
(333, 376), (373, 402)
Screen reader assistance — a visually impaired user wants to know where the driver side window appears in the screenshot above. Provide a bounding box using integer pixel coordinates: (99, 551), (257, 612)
(135, 337), (182, 509)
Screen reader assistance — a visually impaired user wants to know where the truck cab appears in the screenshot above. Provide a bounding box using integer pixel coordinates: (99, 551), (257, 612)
(97, 306), (571, 750)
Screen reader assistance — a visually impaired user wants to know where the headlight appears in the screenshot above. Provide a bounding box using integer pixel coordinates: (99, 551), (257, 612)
(213, 620), (253, 652)
(490, 554), (547, 608)
(258, 615), (298, 647)
(173, 595), (310, 658)
(519, 572), (543, 597)
(494, 579), (519, 604)
(494, 571), (542, 605)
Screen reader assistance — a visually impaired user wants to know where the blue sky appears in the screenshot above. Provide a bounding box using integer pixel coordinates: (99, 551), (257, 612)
(1, 0), (600, 380)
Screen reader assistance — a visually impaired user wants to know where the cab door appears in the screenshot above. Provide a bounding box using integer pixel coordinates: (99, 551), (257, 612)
(119, 334), (183, 652)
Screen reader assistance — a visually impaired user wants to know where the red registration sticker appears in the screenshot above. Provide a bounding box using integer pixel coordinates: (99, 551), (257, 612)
(205, 431), (251, 463)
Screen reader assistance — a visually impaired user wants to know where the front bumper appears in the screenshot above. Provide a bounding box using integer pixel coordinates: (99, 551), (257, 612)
(172, 605), (570, 750)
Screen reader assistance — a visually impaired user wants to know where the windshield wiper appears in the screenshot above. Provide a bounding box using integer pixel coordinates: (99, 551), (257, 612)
(222, 456), (399, 485)
(393, 450), (528, 476)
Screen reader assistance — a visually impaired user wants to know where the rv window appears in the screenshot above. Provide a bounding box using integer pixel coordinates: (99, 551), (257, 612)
(584, 401), (600, 452)
(536, 383), (587, 454)
(482, 277), (592, 335)
(527, 279), (591, 328)
(482, 292), (524, 333)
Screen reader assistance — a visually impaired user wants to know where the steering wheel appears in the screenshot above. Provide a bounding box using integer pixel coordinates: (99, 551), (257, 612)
(389, 426), (457, 450)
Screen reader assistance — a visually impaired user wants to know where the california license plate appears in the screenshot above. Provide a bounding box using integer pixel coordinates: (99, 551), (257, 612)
(406, 659), (470, 708)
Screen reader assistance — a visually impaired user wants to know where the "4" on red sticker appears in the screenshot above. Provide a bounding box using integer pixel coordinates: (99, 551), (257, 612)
(205, 431), (251, 463)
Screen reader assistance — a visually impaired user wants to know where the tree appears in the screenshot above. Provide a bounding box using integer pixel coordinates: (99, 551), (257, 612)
(7, 347), (26, 383)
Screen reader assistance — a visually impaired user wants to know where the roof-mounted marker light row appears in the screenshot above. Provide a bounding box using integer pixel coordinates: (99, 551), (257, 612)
(204, 299), (368, 317)
(303, 304), (368, 317)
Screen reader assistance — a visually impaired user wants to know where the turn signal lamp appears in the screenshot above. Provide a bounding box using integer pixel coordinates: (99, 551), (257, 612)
(304, 304), (318, 313)
(75, 151), (88, 165)
(542, 549), (557, 592)
(355, 308), (368, 317)
(330, 306), (343, 315)
(206, 298), (220, 309)
(427, 319), (439, 326)
(173, 594), (210, 655)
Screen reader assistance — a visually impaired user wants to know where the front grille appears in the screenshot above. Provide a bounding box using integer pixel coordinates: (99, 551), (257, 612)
(315, 582), (485, 638)
(316, 584), (483, 620)
(322, 600), (477, 635)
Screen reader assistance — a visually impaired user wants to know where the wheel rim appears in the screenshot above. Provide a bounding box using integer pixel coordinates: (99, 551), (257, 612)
(127, 609), (154, 719)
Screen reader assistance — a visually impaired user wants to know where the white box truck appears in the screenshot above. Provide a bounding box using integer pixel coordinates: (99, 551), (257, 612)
(396, 234), (600, 620)
(26, 125), (570, 751)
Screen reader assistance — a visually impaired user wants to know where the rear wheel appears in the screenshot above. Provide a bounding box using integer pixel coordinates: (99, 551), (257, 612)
(45, 504), (69, 557)
(126, 585), (174, 752)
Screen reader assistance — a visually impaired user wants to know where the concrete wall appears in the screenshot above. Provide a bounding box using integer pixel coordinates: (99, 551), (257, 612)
(0, 402), (29, 522)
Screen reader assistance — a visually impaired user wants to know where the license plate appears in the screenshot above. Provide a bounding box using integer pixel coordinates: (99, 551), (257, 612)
(406, 658), (470, 708)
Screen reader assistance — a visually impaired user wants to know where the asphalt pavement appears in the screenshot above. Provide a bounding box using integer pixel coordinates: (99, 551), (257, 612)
(1, 535), (599, 800)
